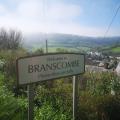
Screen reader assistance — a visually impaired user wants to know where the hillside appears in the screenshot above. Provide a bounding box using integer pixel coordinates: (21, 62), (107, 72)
(23, 33), (120, 52)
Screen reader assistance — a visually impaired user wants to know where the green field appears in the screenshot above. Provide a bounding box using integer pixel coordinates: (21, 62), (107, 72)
(32, 45), (90, 53)
(102, 46), (120, 54)
(111, 47), (120, 53)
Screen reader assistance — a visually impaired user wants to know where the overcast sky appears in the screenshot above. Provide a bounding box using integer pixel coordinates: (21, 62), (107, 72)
(0, 0), (120, 36)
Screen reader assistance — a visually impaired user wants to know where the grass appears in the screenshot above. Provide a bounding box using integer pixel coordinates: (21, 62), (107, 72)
(32, 45), (90, 53)
(111, 47), (120, 53)
(101, 46), (120, 54)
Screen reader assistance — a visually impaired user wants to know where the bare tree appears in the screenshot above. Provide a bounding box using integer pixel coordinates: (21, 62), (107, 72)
(0, 28), (8, 49)
(0, 28), (23, 50)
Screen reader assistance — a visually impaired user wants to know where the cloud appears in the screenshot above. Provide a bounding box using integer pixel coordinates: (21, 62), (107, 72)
(0, 0), (119, 37)
(17, 0), (44, 19)
(46, 3), (82, 22)
(0, 4), (8, 15)
(0, 0), (82, 30)
(16, 0), (82, 23)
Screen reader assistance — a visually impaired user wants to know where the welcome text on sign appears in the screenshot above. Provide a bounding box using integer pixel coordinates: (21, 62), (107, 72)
(28, 60), (81, 73)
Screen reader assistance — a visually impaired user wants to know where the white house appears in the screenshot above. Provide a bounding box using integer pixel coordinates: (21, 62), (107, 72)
(116, 62), (120, 76)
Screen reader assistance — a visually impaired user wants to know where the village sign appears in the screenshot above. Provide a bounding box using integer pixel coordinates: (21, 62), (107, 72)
(17, 53), (85, 85)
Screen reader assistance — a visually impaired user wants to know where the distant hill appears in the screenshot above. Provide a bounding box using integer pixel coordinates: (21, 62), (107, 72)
(23, 33), (120, 51)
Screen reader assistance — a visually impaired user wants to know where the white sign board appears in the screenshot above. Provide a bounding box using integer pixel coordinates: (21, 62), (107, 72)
(17, 53), (85, 85)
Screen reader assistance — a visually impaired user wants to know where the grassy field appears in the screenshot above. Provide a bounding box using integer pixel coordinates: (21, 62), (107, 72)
(111, 47), (120, 53)
(102, 46), (120, 54)
(32, 45), (90, 53)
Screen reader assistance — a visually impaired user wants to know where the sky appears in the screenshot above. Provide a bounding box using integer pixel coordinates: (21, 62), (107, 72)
(0, 0), (120, 36)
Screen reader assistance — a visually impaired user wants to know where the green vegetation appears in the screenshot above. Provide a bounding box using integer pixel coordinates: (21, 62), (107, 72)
(1, 63), (120, 120)
(0, 29), (120, 120)
(101, 46), (120, 55)
(111, 47), (120, 53)
(0, 72), (27, 120)
(31, 45), (90, 53)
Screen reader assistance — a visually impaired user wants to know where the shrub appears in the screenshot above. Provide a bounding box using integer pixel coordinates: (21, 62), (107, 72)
(0, 73), (28, 120)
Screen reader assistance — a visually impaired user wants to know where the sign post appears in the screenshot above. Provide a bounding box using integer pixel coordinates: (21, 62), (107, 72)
(28, 84), (34, 120)
(73, 76), (79, 120)
(46, 39), (48, 53)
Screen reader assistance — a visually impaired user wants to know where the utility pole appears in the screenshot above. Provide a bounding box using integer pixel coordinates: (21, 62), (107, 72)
(46, 39), (48, 53)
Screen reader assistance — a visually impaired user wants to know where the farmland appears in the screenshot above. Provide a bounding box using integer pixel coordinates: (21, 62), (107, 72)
(111, 46), (120, 53)
(24, 33), (120, 54)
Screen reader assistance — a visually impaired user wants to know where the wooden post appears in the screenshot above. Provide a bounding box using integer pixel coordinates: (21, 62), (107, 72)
(46, 39), (48, 53)
(73, 76), (79, 120)
(28, 84), (34, 120)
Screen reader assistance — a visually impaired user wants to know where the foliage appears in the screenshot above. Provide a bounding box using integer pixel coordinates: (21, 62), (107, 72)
(0, 72), (28, 120)
(34, 104), (71, 120)
(56, 48), (69, 53)
(84, 72), (120, 96)
(0, 28), (23, 50)
(1, 67), (120, 120)
(78, 92), (120, 120)
(34, 79), (73, 120)
(77, 72), (120, 120)
(111, 46), (120, 53)
(0, 49), (27, 90)
(0, 41), (120, 120)
(33, 48), (44, 55)
(33, 73), (120, 120)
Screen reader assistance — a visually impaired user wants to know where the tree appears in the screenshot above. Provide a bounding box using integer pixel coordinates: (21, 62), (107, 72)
(0, 28), (23, 50)
(33, 48), (44, 55)
(56, 48), (68, 53)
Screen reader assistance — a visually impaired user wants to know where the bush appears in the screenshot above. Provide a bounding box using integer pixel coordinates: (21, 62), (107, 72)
(0, 73), (28, 120)
(0, 49), (27, 90)
(96, 95), (120, 120)
(34, 79), (73, 120)
(34, 103), (71, 120)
